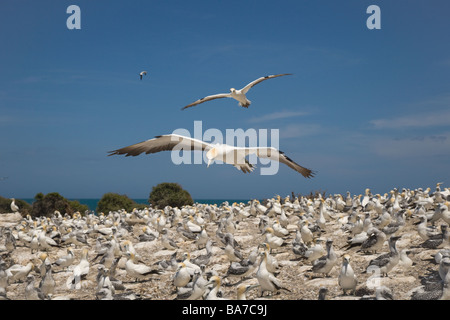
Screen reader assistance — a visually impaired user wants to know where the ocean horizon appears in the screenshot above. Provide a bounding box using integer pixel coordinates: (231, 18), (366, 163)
(21, 198), (252, 213)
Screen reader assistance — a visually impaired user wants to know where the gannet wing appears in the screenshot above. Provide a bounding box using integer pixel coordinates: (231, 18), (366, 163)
(244, 147), (315, 178)
(182, 93), (231, 110)
(241, 74), (292, 94)
(108, 134), (211, 157)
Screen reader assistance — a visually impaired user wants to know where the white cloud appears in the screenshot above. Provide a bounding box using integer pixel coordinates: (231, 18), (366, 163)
(370, 110), (450, 129)
(0, 116), (14, 124)
(371, 134), (450, 158)
(280, 124), (322, 139)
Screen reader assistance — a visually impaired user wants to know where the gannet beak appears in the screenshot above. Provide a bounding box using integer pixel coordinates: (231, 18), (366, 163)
(207, 159), (212, 168)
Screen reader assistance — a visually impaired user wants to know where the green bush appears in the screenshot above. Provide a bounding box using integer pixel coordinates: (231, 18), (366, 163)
(96, 192), (146, 213)
(148, 182), (193, 209)
(0, 196), (32, 215)
(68, 200), (89, 214)
(31, 192), (83, 218)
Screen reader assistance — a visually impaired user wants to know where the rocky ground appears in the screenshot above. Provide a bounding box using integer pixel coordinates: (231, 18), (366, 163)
(0, 198), (447, 301)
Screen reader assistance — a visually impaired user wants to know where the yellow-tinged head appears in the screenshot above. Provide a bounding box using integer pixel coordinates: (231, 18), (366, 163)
(206, 147), (218, 167)
(209, 275), (221, 286)
(265, 227), (274, 234)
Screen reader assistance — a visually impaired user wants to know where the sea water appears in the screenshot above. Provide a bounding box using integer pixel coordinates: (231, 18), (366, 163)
(22, 198), (250, 213)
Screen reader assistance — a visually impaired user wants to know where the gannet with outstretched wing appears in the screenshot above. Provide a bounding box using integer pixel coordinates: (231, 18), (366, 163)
(182, 73), (292, 110)
(108, 133), (314, 178)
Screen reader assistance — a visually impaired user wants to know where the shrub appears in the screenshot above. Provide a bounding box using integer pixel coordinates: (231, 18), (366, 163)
(31, 192), (77, 218)
(148, 182), (193, 209)
(68, 200), (89, 214)
(0, 196), (32, 215)
(96, 192), (146, 213)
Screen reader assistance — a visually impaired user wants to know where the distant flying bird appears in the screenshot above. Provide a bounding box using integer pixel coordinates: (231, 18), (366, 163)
(108, 133), (315, 178)
(139, 71), (147, 80)
(181, 73), (292, 110)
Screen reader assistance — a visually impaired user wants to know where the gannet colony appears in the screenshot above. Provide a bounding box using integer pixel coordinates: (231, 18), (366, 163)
(1, 183), (449, 300)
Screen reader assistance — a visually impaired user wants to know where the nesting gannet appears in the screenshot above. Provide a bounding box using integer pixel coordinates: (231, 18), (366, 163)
(236, 284), (260, 300)
(366, 236), (401, 277)
(53, 248), (75, 271)
(176, 222), (198, 241)
(181, 73), (292, 110)
(3, 229), (16, 253)
(439, 257), (450, 281)
(181, 252), (202, 275)
(223, 239), (244, 265)
(308, 239), (338, 278)
(10, 198), (19, 213)
(440, 202), (450, 224)
(303, 238), (326, 264)
(125, 252), (162, 282)
(180, 268), (207, 300)
(415, 215), (440, 241)
(173, 263), (191, 288)
(255, 251), (291, 297)
(338, 254), (357, 295)
(160, 228), (179, 250)
(6, 262), (34, 283)
(96, 266), (115, 295)
(419, 224), (449, 249)
(38, 227), (59, 251)
(397, 249), (414, 270)
(139, 71), (147, 80)
(154, 251), (178, 271)
(108, 133), (315, 178)
(263, 227), (285, 252)
(358, 228), (387, 254)
(195, 226), (209, 249)
(191, 240), (214, 266)
(203, 275), (226, 300)
(38, 252), (51, 277)
(39, 264), (56, 298)
(299, 220), (314, 245)
(292, 238), (308, 260)
(272, 219), (289, 237)
(98, 244), (116, 269)
(435, 248), (450, 264)
(224, 260), (258, 287)
(139, 225), (159, 242)
(25, 275), (45, 300)
(67, 248), (90, 290)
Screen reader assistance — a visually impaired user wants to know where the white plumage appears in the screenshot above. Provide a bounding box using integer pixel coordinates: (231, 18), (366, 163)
(108, 133), (314, 178)
(182, 73), (292, 109)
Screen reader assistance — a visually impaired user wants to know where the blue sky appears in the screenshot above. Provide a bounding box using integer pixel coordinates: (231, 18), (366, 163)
(1, 1), (450, 201)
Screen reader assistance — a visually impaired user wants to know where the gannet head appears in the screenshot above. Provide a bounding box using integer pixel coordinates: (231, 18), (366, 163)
(206, 147), (218, 168)
(230, 88), (236, 93)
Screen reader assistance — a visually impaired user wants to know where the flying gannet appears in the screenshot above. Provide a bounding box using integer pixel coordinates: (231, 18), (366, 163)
(182, 73), (292, 110)
(139, 71), (147, 80)
(108, 133), (315, 178)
